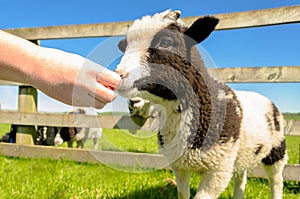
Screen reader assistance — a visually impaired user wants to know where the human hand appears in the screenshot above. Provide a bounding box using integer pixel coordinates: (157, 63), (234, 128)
(31, 47), (121, 109)
(72, 57), (121, 109)
(0, 30), (121, 109)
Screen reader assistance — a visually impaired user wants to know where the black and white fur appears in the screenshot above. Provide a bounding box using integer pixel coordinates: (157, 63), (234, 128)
(116, 10), (287, 199)
(54, 108), (101, 150)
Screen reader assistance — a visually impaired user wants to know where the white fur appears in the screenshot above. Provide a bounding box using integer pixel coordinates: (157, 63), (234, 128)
(116, 10), (184, 98)
(130, 91), (287, 199)
(117, 50), (147, 98)
(235, 91), (285, 169)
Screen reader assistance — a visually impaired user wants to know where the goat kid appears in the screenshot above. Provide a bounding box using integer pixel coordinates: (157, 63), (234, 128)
(116, 10), (287, 199)
(54, 108), (101, 149)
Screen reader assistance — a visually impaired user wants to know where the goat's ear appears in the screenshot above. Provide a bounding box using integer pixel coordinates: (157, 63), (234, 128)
(184, 16), (219, 45)
(118, 38), (127, 52)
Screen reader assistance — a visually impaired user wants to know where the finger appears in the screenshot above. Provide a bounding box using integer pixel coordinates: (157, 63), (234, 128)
(87, 93), (106, 109)
(92, 83), (118, 109)
(73, 86), (112, 109)
(97, 69), (121, 90)
(95, 83), (118, 103)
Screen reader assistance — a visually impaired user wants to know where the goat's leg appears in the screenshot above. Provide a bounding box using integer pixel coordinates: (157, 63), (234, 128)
(76, 140), (84, 149)
(263, 153), (287, 199)
(93, 138), (99, 150)
(195, 170), (233, 199)
(173, 168), (191, 199)
(67, 141), (73, 148)
(233, 170), (247, 199)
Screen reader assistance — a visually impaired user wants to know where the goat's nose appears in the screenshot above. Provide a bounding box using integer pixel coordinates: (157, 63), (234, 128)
(129, 98), (137, 107)
(115, 69), (128, 79)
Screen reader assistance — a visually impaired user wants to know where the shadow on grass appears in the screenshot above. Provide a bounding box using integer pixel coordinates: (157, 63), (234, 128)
(284, 181), (300, 194)
(116, 185), (234, 199)
(117, 183), (178, 199)
(115, 177), (299, 199)
(116, 180), (230, 199)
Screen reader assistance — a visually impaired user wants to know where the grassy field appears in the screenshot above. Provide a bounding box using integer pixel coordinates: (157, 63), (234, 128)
(0, 123), (10, 137)
(0, 124), (299, 198)
(0, 155), (299, 199)
(283, 112), (300, 120)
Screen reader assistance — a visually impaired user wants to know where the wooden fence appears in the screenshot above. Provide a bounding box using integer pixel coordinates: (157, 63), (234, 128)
(0, 5), (300, 181)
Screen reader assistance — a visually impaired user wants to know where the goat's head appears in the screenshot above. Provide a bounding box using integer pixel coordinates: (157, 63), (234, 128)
(116, 10), (219, 115)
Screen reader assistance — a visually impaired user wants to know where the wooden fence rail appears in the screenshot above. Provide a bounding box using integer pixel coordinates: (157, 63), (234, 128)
(1, 66), (300, 86)
(0, 143), (299, 181)
(4, 5), (300, 40)
(209, 66), (300, 83)
(0, 111), (299, 135)
(0, 111), (299, 134)
(0, 111), (144, 129)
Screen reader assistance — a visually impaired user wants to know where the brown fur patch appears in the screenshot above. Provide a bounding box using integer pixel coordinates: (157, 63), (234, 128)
(271, 103), (281, 132)
(262, 139), (286, 165)
(158, 131), (164, 146)
(60, 127), (77, 142)
(265, 102), (281, 134)
(219, 86), (242, 144)
(134, 24), (242, 149)
(255, 144), (264, 155)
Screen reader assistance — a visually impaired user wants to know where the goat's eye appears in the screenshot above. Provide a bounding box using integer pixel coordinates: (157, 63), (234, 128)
(159, 39), (173, 48)
(118, 39), (127, 52)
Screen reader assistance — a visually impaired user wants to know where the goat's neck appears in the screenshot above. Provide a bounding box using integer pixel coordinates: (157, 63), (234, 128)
(176, 47), (227, 149)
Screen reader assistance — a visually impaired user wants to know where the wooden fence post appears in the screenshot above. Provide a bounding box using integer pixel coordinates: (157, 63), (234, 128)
(15, 40), (39, 145)
(299, 144), (300, 188)
(16, 86), (38, 144)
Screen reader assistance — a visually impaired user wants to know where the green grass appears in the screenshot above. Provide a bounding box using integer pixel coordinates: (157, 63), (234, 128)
(286, 135), (300, 164)
(283, 112), (300, 120)
(0, 124), (299, 198)
(0, 156), (175, 199)
(95, 129), (158, 153)
(0, 123), (10, 137)
(0, 156), (299, 199)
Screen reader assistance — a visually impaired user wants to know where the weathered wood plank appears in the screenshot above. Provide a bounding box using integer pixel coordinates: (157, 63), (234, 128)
(0, 143), (299, 181)
(0, 143), (169, 169)
(0, 80), (24, 86)
(16, 85), (38, 145)
(285, 120), (300, 136)
(208, 66), (300, 83)
(1, 66), (300, 86)
(184, 5), (300, 30)
(0, 111), (299, 135)
(248, 164), (300, 181)
(3, 5), (300, 40)
(0, 111), (146, 129)
(0, 111), (120, 128)
(4, 21), (130, 40)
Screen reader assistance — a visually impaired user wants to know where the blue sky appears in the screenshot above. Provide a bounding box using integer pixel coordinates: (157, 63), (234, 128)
(0, 0), (299, 113)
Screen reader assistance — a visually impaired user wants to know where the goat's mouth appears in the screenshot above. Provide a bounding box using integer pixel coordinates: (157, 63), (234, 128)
(116, 77), (178, 101)
(117, 88), (137, 98)
(116, 82), (139, 98)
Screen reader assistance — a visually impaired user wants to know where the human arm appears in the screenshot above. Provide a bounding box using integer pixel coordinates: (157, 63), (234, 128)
(0, 30), (121, 109)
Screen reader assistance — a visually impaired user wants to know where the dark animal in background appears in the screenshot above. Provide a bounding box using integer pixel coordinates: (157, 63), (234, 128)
(0, 124), (16, 143)
(54, 108), (101, 149)
(54, 108), (88, 148)
(36, 126), (58, 145)
(55, 126), (87, 148)
(0, 109), (100, 150)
